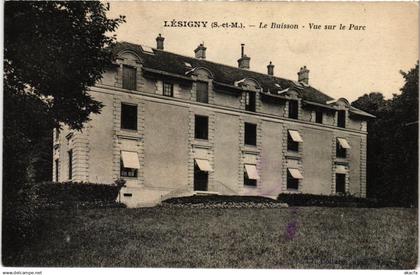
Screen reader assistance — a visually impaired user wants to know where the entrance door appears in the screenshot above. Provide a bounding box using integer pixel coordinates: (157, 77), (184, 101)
(194, 164), (208, 191)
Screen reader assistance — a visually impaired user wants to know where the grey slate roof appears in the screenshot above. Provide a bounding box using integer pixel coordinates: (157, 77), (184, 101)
(112, 42), (333, 104)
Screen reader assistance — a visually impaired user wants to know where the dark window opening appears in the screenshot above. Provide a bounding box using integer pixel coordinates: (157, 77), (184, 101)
(55, 159), (59, 182)
(194, 164), (208, 191)
(244, 171), (257, 187)
(287, 170), (299, 190)
(120, 161), (138, 177)
(315, 110), (323, 124)
(68, 150), (73, 180)
(163, 82), (173, 97)
(196, 82), (208, 103)
(195, 115), (208, 140)
(337, 110), (346, 128)
(336, 142), (347, 158)
(245, 92), (256, 112)
(336, 173), (346, 193)
(122, 65), (137, 90)
(288, 100), (298, 119)
(55, 128), (60, 140)
(121, 103), (138, 130)
(287, 132), (299, 152)
(244, 123), (257, 146)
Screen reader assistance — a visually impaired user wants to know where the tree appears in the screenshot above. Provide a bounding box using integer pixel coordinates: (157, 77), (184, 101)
(4, 1), (125, 186)
(352, 62), (418, 207)
(3, 2), (125, 261)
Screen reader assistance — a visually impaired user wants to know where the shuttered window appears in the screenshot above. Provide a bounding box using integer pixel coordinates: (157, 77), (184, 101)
(122, 65), (137, 90)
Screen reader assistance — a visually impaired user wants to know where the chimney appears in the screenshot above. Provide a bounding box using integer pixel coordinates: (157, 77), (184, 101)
(156, 34), (164, 50)
(297, 66), (309, 84)
(237, 44), (251, 69)
(267, 61), (274, 76)
(194, 43), (207, 59)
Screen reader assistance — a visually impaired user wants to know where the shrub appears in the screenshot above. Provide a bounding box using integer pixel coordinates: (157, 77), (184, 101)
(277, 193), (382, 207)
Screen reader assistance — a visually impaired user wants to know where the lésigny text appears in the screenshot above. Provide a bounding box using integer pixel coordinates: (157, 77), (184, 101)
(164, 20), (208, 28)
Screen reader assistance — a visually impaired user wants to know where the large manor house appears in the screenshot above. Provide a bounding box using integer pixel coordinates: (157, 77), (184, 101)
(53, 34), (374, 207)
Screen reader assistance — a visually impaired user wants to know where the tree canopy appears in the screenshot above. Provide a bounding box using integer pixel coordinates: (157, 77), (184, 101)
(3, 1), (125, 186)
(352, 62), (418, 207)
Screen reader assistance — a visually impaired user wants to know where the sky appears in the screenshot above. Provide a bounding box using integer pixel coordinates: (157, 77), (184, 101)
(107, 2), (419, 102)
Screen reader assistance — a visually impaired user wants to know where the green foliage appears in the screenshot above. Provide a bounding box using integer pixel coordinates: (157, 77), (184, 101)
(3, 1), (125, 190)
(277, 193), (381, 207)
(352, 62), (419, 207)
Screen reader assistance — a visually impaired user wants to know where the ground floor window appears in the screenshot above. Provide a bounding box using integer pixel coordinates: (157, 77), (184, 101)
(287, 168), (303, 190)
(336, 173), (346, 193)
(55, 159), (59, 182)
(120, 151), (140, 178)
(194, 163), (208, 191)
(68, 150), (73, 180)
(244, 164), (259, 187)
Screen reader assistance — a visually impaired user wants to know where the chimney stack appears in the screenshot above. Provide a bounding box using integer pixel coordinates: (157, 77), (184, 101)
(297, 66), (309, 84)
(156, 34), (164, 50)
(267, 61), (274, 76)
(194, 43), (207, 59)
(237, 44), (251, 69)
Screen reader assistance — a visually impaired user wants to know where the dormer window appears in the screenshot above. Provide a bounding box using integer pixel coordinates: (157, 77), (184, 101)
(245, 91), (256, 112)
(315, 110), (323, 124)
(163, 82), (173, 97)
(288, 100), (298, 119)
(122, 65), (137, 90)
(337, 110), (346, 128)
(196, 82), (208, 103)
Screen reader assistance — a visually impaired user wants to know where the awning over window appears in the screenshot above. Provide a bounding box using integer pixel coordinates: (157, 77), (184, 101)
(336, 165), (347, 174)
(288, 130), (303, 142)
(195, 159), (213, 172)
(337, 138), (351, 149)
(288, 168), (304, 179)
(121, 151), (140, 169)
(245, 164), (260, 180)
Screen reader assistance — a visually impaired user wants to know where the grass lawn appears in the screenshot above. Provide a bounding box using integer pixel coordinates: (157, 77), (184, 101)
(10, 206), (418, 268)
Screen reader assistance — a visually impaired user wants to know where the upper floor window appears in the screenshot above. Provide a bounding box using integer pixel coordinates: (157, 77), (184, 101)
(287, 130), (302, 152)
(245, 92), (256, 112)
(337, 110), (346, 128)
(244, 122), (257, 146)
(122, 65), (137, 90)
(163, 82), (173, 97)
(315, 110), (323, 124)
(336, 138), (350, 158)
(195, 115), (208, 140)
(196, 82), (208, 103)
(121, 103), (137, 131)
(288, 100), (298, 119)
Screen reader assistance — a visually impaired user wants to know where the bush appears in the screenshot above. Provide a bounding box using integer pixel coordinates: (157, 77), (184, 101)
(277, 193), (382, 207)
(2, 180), (126, 265)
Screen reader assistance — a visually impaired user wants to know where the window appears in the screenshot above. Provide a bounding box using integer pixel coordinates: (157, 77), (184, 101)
(121, 103), (137, 130)
(122, 65), (137, 90)
(196, 82), (208, 103)
(163, 82), (173, 97)
(288, 100), (298, 119)
(245, 92), (256, 112)
(244, 123), (257, 146)
(287, 130), (303, 152)
(55, 159), (59, 182)
(287, 169), (299, 190)
(336, 173), (346, 193)
(244, 164), (259, 187)
(120, 151), (140, 178)
(337, 110), (346, 128)
(55, 128), (60, 140)
(195, 115), (208, 140)
(315, 110), (323, 124)
(194, 162), (208, 191)
(68, 150), (73, 180)
(336, 138), (350, 158)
